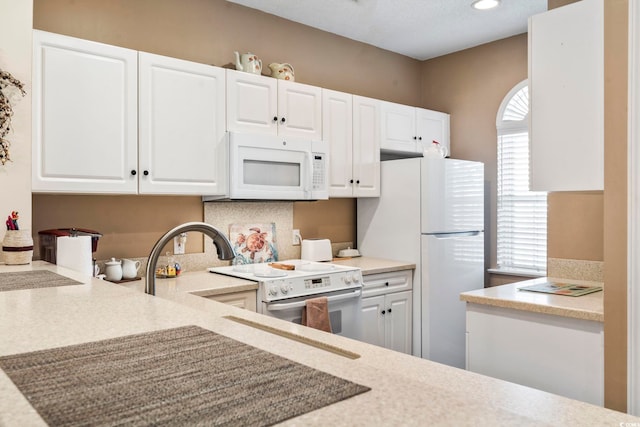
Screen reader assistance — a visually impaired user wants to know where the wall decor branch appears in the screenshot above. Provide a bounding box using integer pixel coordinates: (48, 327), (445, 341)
(0, 69), (26, 165)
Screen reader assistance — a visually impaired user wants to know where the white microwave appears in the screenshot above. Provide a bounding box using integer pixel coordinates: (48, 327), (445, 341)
(204, 132), (329, 201)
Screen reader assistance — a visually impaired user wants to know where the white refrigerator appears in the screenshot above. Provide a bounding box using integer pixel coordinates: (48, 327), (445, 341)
(357, 157), (484, 368)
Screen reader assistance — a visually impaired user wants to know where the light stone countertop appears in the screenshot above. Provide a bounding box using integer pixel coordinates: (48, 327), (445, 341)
(330, 256), (415, 275)
(1, 261), (636, 426)
(460, 277), (604, 322)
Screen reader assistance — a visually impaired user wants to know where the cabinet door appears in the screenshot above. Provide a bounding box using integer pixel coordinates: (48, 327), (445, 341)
(416, 108), (450, 156)
(360, 295), (385, 347)
(385, 291), (412, 354)
(226, 69), (278, 135)
(322, 89), (354, 197)
(32, 30), (138, 194)
(277, 80), (322, 140)
(206, 290), (257, 312)
(138, 52), (226, 195)
(466, 303), (604, 406)
(352, 96), (380, 197)
(380, 101), (419, 154)
(528, 0), (603, 191)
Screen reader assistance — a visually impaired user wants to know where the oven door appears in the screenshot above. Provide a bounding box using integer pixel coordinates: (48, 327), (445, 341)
(229, 132), (313, 200)
(260, 287), (362, 340)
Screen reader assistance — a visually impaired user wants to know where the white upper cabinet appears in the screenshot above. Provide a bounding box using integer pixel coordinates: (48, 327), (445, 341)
(323, 89), (381, 198)
(380, 101), (418, 153)
(278, 79), (322, 140)
(32, 30), (138, 194)
(323, 89), (354, 197)
(352, 96), (381, 197)
(138, 52), (226, 195)
(380, 101), (450, 156)
(33, 31), (228, 196)
(528, 0), (603, 191)
(226, 69), (322, 140)
(226, 69), (278, 135)
(416, 108), (450, 156)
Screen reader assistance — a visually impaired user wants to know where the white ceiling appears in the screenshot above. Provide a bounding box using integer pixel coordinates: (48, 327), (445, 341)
(226, 0), (548, 60)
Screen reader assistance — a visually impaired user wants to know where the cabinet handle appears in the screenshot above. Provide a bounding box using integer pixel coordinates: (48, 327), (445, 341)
(280, 117), (286, 123)
(273, 116), (278, 122)
(381, 310), (386, 315)
(385, 282), (389, 286)
(418, 136), (422, 140)
(349, 179), (354, 184)
(143, 170), (149, 176)
(130, 170), (137, 176)
(413, 136), (417, 140)
(356, 180), (360, 184)
(388, 308), (392, 313)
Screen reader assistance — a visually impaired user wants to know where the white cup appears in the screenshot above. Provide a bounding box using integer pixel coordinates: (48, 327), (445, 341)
(122, 259), (141, 279)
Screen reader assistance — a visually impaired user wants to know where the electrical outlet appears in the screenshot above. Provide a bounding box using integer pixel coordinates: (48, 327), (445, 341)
(292, 229), (302, 245)
(173, 233), (186, 255)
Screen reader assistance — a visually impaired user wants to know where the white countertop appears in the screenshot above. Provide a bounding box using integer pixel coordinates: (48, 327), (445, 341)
(1, 261), (636, 425)
(460, 277), (604, 322)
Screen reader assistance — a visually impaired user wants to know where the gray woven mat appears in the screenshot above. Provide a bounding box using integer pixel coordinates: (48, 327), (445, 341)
(0, 325), (370, 426)
(0, 270), (82, 292)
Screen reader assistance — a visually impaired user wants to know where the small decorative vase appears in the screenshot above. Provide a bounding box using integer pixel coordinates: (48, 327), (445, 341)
(2, 230), (34, 265)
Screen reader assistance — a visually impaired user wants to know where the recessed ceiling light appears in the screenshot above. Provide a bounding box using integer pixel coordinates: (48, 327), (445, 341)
(472, 0), (501, 10)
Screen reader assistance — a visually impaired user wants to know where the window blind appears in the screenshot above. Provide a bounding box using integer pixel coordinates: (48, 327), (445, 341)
(497, 130), (547, 273)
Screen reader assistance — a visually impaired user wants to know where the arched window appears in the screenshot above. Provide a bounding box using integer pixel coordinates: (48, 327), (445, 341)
(496, 80), (547, 273)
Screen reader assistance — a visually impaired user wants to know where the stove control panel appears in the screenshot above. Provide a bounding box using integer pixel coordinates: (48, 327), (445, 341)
(261, 268), (363, 302)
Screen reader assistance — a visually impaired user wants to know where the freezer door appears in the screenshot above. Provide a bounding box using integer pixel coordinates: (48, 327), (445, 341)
(421, 232), (484, 368)
(421, 158), (484, 234)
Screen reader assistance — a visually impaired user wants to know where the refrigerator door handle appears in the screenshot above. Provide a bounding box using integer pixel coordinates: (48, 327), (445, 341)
(430, 231), (481, 239)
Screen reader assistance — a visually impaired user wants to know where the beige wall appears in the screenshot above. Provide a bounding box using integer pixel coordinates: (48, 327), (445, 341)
(0, 0), (32, 259)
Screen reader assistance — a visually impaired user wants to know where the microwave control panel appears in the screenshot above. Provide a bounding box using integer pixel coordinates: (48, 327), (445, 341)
(312, 154), (326, 190)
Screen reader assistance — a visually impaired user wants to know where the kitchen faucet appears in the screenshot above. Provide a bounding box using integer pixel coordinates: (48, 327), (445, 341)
(145, 222), (235, 295)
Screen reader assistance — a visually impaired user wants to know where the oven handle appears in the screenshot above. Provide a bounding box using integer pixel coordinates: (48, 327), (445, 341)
(265, 288), (362, 312)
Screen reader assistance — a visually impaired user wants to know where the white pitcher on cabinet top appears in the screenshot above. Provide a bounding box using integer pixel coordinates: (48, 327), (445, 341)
(234, 51), (262, 75)
(268, 62), (295, 81)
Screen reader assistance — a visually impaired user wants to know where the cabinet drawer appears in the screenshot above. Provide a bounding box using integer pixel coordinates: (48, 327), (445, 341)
(362, 270), (412, 297)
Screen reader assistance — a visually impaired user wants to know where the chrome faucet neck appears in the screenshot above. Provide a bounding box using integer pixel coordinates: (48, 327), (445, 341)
(145, 222), (235, 295)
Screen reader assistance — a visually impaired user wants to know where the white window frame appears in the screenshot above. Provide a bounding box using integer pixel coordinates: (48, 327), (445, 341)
(495, 79), (547, 276)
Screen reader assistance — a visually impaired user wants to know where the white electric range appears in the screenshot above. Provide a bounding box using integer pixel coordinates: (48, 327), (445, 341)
(209, 260), (363, 339)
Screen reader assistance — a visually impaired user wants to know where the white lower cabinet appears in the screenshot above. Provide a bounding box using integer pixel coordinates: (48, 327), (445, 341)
(360, 270), (412, 354)
(466, 302), (604, 406)
(205, 290), (257, 312)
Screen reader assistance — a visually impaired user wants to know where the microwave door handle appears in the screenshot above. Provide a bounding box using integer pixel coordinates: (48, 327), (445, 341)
(265, 288), (362, 312)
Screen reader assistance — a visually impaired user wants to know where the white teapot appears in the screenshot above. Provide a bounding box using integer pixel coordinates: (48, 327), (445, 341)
(268, 62), (295, 81)
(423, 140), (448, 159)
(234, 51), (262, 75)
